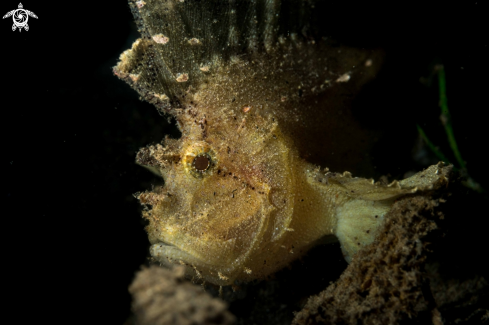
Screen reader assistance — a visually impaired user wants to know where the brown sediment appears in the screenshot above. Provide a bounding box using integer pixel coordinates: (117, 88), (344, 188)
(129, 265), (235, 325)
(292, 195), (443, 325)
(291, 187), (489, 325)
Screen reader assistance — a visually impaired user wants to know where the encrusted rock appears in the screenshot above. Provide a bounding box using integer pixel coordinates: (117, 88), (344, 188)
(293, 196), (443, 325)
(129, 266), (235, 325)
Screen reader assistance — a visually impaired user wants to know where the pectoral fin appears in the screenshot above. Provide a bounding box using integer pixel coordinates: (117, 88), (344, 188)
(334, 162), (452, 262)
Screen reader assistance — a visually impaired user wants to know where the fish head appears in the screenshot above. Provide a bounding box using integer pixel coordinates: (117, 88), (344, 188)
(136, 108), (296, 284)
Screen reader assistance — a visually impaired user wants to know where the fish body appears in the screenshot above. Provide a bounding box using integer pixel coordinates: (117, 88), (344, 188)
(114, 0), (452, 285)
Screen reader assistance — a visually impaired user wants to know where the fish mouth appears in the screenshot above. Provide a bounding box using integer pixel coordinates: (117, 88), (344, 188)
(150, 241), (207, 271)
(154, 240), (174, 248)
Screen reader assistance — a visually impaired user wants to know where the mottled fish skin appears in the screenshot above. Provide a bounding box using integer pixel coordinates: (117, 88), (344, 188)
(114, 0), (452, 285)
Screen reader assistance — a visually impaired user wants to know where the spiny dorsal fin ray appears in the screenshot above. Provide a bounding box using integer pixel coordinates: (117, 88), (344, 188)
(115, 0), (382, 117)
(115, 0), (384, 175)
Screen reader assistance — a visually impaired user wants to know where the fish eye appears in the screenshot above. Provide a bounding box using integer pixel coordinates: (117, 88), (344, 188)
(182, 142), (217, 178)
(193, 154), (211, 172)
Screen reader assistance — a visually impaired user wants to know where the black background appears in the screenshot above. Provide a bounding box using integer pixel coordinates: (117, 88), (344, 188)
(3, 1), (488, 324)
